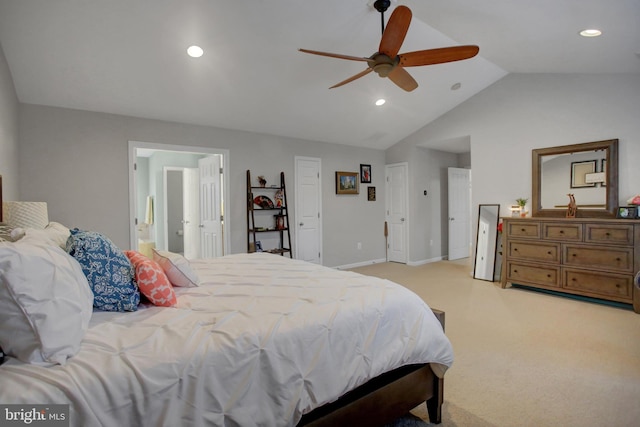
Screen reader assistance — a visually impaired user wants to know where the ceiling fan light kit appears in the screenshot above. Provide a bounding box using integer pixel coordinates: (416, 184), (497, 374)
(299, 5), (479, 92)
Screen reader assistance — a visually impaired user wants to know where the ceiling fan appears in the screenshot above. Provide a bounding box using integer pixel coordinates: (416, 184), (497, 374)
(299, 1), (479, 92)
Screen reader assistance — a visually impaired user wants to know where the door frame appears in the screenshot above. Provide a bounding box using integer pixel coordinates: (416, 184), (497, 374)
(128, 140), (230, 256)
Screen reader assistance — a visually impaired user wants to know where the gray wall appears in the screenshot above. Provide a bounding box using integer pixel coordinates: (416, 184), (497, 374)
(388, 73), (640, 261)
(0, 42), (19, 200)
(16, 104), (386, 268)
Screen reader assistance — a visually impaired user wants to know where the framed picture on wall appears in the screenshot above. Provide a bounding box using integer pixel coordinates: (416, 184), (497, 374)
(336, 171), (359, 194)
(570, 160), (597, 188)
(360, 164), (372, 183)
(367, 186), (376, 201)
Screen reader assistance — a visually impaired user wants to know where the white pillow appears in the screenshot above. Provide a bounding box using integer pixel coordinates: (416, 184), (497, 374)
(152, 249), (200, 287)
(0, 238), (94, 365)
(20, 222), (70, 249)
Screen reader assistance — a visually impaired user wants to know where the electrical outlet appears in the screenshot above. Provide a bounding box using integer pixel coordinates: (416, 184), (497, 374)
(357, 242), (362, 250)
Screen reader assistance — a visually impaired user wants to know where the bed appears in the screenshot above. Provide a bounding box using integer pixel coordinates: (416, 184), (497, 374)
(0, 194), (452, 426)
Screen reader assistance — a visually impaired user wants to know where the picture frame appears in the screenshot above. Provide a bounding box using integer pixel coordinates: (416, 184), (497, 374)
(367, 186), (376, 201)
(360, 164), (372, 183)
(616, 206), (639, 219)
(570, 160), (596, 188)
(335, 171), (359, 194)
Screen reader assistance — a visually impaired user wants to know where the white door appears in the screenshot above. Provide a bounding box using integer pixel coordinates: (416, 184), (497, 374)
(198, 156), (222, 259)
(295, 157), (322, 264)
(448, 167), (471, 261)
(183, 168), (200, 260)
(385, 163), (408, 263)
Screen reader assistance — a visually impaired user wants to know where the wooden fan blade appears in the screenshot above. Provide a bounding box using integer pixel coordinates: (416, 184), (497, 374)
(330, 68), (373, 89)
(387, 66), (418, 92)
(399, 45), (479, 67)
(299, 49), (370, 63)
(379, 5), (411, 58)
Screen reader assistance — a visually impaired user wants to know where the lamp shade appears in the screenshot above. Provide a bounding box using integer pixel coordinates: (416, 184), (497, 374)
(2, 201), (49, 230)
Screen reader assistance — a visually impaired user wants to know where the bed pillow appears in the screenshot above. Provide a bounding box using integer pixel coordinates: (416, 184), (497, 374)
(0, 238), (94, 365)
(66, 229), (140, 312)
(12, 221), (71, 248)
(152, 249), (200, 287)
(124, 250), (177, 307)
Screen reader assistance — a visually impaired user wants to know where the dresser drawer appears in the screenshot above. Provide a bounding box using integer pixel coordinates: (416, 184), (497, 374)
(542, 223), (582, 241)
(508, 240), (560, 263)
(584, 224), (634, 246)
(508, 262), (559, 287)
(506, 221), (540, 239)
(563, 268), (632, 301)
(563, 244), (634, 273)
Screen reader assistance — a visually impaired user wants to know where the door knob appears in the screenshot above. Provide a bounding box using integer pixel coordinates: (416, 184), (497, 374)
(299, 222), (304, 226)
(401, 218), (405, 222)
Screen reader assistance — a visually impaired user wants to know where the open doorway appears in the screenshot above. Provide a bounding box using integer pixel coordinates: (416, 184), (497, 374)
(128, 141), (230, 259)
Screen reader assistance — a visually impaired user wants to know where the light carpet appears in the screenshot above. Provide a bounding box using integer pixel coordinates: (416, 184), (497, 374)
(351, 259), (640, 427)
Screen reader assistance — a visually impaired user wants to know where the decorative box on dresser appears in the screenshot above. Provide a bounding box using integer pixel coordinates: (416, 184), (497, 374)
(501, 217), (640, 313)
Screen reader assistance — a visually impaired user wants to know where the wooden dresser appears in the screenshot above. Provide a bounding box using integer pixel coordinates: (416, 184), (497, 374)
(500, 217), (640, 313)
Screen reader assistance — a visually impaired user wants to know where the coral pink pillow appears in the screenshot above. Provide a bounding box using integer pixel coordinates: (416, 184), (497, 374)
(124, 251), (177, 307)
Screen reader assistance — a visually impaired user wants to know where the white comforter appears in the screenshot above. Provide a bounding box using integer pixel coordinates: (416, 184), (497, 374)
(0, 253), (453, 426)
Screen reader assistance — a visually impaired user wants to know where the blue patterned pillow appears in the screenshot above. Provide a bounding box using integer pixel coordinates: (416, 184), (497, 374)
(66, 229), (139, 312)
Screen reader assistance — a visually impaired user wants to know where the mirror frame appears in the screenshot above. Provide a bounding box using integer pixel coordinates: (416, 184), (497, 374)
(473, 204), (500, 282)
(532, 139), (618, 218)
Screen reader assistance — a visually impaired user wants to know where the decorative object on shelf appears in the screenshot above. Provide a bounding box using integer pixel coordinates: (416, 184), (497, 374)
(509, 205), (521, 217)
(257, 176), (267, 187)
(367, 186), (376, 201)
(616, 206), (639, 219)
(274, 214), (285, 230)
(274, 189), (284, 207)
(360, 164), (372, 183)
(335, 171), (359, 194)
(253, 195), (274, 209)
(516, 198), (528, 217)
(566, 194), (577, 218)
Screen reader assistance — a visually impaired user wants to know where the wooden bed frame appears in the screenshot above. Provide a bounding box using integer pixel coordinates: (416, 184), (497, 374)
(298, 309), (446, 426)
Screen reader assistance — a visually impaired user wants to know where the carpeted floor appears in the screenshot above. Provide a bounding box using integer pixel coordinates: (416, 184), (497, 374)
(351, 258), (640, 427)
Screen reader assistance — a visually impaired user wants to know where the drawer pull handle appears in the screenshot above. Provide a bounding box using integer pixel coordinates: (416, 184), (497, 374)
(521, 228), (526, 232)
(572, 254), (577, 257)
(616, 284), (621, 288)
(547, 274), (551, 278)
(605, 232), (610, 236)
(513, 269), (518, 273)
(616, 257), (621, 261)
(547, 251), (552, 255)
(559, 230), (564, 234)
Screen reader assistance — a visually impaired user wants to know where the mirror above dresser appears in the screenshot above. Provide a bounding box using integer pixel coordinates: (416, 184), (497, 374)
(532, 139), (618, 218)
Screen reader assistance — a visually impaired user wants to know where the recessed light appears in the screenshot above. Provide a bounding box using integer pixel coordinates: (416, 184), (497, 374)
(187, 45), (204, 58)
(451, 82), (461, 91)
(375, 99), (386, 106)
(579, 29), (602, 37)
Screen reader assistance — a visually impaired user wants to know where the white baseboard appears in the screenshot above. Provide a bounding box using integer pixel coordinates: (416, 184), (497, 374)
(333, 258), (387, 270)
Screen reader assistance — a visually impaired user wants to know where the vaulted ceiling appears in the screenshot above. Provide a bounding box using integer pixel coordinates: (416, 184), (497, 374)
(0, 1), (637, 153)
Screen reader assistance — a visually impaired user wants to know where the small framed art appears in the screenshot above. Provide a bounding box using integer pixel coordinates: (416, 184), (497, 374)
(570, 160), (596, 188)
(336, 171), (359, 194)
(367, 186), (376, 201)
(360, 164), (372, 183)
(616, 206), (639, 219)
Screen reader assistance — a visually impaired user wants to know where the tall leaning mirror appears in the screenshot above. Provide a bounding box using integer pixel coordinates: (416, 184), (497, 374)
(473, 204), (500, 282)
